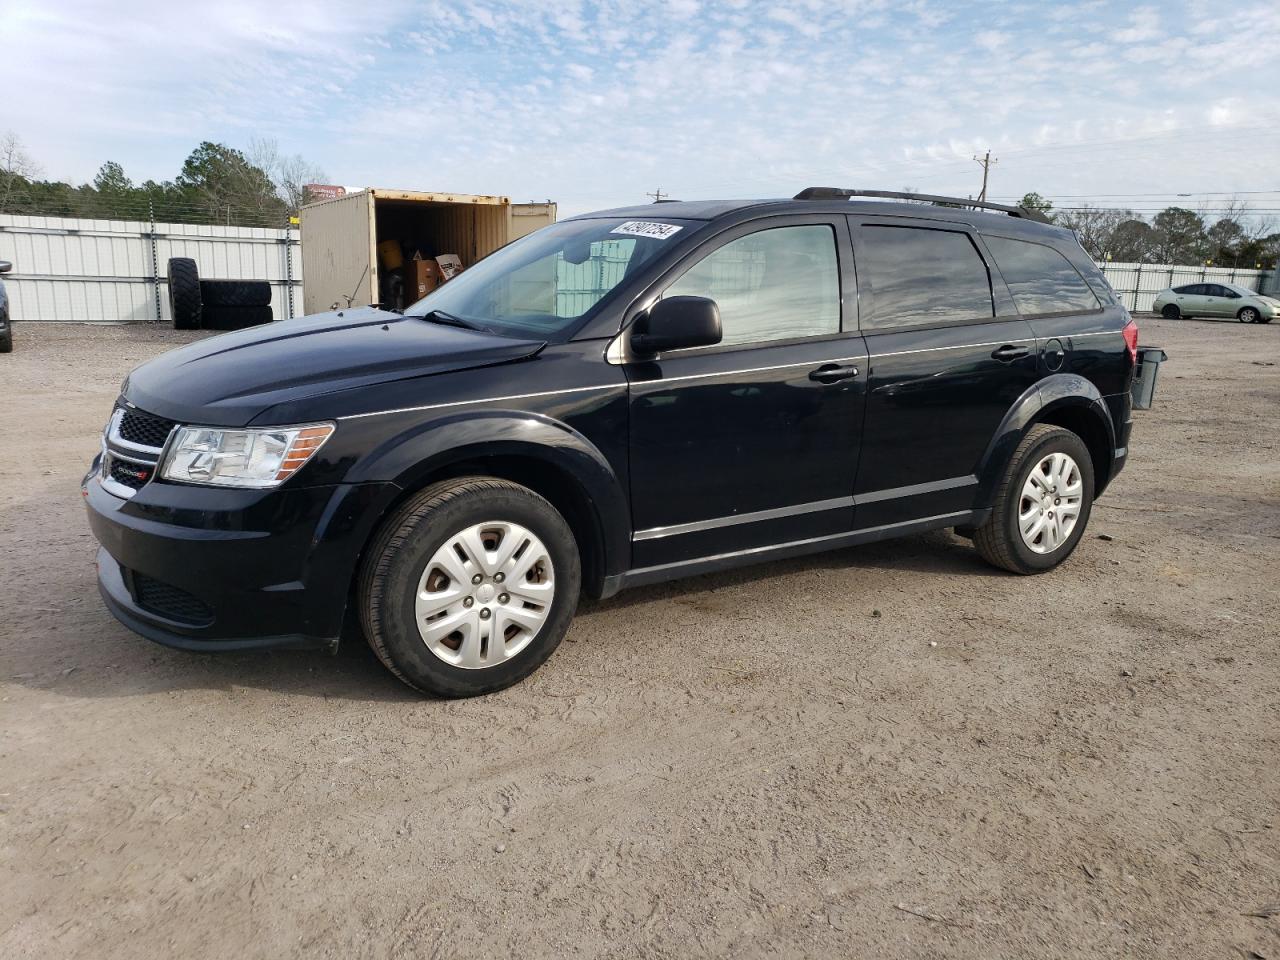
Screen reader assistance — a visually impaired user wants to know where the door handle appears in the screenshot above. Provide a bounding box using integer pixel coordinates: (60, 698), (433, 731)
(809, 364), (860, 383)
(991, 344), (1030, 362)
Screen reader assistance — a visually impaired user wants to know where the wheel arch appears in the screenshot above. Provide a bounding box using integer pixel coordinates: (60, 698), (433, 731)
(977, 375), (1117, 504)
(345, 410), (630, 600)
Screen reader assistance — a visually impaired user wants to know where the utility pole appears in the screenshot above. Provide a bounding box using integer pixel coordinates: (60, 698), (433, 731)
(646, 187), (667, 203)
(972, 151), (997, 202)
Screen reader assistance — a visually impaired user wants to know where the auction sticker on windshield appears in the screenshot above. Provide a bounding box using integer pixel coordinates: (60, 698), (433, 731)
(610, 221), (683, 240)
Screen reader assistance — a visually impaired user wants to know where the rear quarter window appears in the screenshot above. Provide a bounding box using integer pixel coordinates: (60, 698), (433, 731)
(984, 235), (1101, 316)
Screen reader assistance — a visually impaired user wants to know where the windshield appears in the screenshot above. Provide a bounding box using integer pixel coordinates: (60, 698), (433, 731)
(404, 217), (693, 339)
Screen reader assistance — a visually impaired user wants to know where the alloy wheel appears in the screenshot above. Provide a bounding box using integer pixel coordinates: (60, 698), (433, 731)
(414, 521), (555, 669)
(1018, 452), (1084, 555)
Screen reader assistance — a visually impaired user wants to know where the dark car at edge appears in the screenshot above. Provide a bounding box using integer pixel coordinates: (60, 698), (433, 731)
(0, 258), (13, 353)
(83, 188), (1159, 697)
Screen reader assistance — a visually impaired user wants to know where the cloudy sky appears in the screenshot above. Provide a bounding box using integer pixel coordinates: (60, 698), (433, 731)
(3, 0), (1279, 216)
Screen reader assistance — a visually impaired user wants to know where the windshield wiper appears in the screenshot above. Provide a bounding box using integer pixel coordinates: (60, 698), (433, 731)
(417, 309), (484, 332)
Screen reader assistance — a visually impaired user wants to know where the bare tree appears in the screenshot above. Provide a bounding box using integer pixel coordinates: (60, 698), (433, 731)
(1055, 205), (1132, 261)
(249, 137), (328, 214)
(0, 131), (42, 213)
(1218, 196), (1275, 244)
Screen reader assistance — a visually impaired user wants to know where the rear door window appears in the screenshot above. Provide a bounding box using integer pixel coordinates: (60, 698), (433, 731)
(983, 236), (1101, 316)
(857, 225), (993, 330)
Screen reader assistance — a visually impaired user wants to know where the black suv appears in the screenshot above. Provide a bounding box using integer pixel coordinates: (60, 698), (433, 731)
(84, 189), (1154, 697)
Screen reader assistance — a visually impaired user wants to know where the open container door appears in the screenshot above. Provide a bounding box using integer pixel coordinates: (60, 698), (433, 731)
(509, 202), (558, 242)
(300, 190), (376, 315)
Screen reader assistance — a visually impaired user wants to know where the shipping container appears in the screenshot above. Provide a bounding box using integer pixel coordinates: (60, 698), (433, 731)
(299, 189), (556, 315)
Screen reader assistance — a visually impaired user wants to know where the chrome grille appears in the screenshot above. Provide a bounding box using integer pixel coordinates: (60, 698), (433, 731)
(101, 406), (170, 499)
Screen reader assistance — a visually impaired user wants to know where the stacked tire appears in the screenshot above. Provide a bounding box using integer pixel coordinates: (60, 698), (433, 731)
(200, 279), (273, 330)
(166, 257), (274, 331)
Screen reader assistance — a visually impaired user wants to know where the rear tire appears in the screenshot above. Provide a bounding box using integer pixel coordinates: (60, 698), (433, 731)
(0, 328), (11, 353)
(974, 424), (1094, 575)
(167, 257), (202, 330)
(1160, 304), (1180, 319)
(1238, 307), (1260, 324)
(359, 477), (581, 698)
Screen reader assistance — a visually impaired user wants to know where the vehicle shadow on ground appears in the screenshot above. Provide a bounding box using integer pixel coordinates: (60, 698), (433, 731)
(10, 529), (1001, 704)
(581, 528), (1006, 616)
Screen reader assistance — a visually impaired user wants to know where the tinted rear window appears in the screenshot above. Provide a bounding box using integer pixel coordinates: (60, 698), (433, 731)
(984, 236), (1101, 316)
(860, 226), (993, 329)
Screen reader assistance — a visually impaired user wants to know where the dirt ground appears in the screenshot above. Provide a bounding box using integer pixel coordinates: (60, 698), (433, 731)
(1, 316), (1277, 959)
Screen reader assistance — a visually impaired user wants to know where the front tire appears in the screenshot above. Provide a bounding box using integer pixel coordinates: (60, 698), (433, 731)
(359, 477), (581, 697)
(974, 424), (1094, 575)
(0, 328), (11, 353)
(1160, 304), (1181, 319)
(1239, 307), (1260, 324)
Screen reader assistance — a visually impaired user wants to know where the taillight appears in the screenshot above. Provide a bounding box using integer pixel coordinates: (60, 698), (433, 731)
(1122, 318), (1139, 366)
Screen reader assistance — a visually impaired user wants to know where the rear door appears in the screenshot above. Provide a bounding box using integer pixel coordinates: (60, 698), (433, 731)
(1175, 283), (1209, 315)
(1200, 283), (1230, 317)
(847, 216), (1038, 528)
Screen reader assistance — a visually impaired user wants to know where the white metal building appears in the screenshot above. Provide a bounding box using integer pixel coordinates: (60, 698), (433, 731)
(0, 214), (301, 324)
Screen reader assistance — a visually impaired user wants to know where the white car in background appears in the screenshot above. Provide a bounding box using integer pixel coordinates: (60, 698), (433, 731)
(1152, 282), (1277, 324)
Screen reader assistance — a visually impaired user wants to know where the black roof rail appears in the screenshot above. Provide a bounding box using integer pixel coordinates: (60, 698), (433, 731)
(793, 187), (1051, 224)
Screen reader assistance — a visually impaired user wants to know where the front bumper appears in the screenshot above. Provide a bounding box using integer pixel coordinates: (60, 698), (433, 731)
(83, 464), (397, 652)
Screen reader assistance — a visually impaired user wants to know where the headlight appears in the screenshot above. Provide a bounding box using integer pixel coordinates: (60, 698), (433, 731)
(160, 423), (335, 488)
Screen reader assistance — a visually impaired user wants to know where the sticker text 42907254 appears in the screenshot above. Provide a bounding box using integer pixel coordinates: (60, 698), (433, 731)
(610, 221), (683, 240)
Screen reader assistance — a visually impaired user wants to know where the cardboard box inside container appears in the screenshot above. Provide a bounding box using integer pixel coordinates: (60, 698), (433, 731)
(436, 254), (463, 280)
(408, 257), (442, 299)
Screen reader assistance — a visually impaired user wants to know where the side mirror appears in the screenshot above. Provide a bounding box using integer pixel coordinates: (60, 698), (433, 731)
(630, 296), (721, 355)
(0, 261), (11, 274)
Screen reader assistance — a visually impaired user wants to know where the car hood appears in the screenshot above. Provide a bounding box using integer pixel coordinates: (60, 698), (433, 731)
(122, 307), (546, 426)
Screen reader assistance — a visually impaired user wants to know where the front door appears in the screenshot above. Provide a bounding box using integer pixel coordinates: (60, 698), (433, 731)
(625, 218), (867, 569)
(1206, 283), (1242, 317)
(848, 216), (1040, 528)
